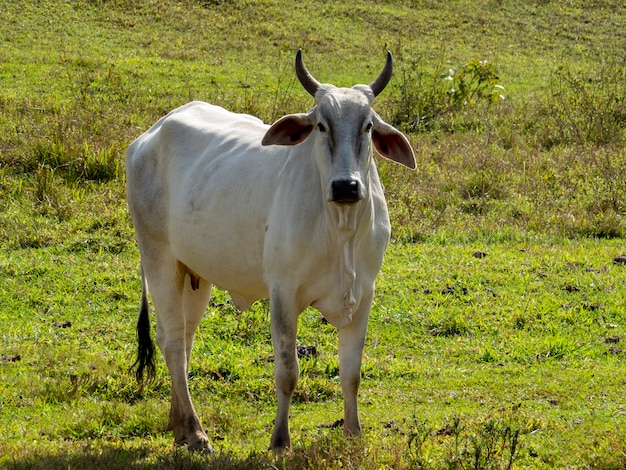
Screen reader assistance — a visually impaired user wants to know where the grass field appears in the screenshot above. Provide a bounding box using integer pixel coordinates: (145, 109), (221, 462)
(1, 0), (625, 468)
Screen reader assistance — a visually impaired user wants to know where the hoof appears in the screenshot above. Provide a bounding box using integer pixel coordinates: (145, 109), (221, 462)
(187, 434), (212, 453)
(173, 433), (212, 453)
(270, 444), (289, 455)
(270, 435), (291, 454)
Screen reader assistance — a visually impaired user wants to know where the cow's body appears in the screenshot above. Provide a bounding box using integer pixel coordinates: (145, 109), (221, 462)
(127, 50), (415, 452)
(128, 104), (279, 309)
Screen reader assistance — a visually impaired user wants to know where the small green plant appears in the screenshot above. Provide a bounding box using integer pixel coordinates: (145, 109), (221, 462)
(389, 56), (505, 133)
(466, 419), (520, 470)
(406, 417), (433, 467)
(405, 415), (523, 470)
(446, 60), (505, 108)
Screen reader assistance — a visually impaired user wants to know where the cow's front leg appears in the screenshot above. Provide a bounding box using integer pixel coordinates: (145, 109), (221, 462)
(269, 292), (300, 453)
(338, 290), (372, 436)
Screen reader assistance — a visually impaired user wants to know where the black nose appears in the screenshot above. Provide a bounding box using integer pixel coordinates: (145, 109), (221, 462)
(331, 179), (360, 204)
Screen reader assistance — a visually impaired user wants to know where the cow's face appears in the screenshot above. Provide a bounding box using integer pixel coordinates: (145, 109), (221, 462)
(262, 87), (415, 204)
(310, 86), (375, 205)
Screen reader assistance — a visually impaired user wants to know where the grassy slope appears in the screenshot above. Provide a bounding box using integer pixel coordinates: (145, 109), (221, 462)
(1, 0), (625, 468)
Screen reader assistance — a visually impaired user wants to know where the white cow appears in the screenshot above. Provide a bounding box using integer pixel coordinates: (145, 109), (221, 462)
(126, 49), (415, 453)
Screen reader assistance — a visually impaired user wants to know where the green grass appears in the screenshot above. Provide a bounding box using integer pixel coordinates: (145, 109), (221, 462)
(1, 237), (625, 468)
(1, 0), (626, 468)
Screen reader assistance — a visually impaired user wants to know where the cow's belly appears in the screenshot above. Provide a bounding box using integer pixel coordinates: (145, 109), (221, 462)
(170, 220), (269, 302)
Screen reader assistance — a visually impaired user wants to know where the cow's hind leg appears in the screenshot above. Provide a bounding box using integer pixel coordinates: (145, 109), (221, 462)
(147, 258), (211, 451)
(166, 270), (212, 448)
(338, 290), (373, 437)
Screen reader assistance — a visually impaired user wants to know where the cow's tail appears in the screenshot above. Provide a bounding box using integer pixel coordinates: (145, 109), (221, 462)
(131, 267), (156, 384)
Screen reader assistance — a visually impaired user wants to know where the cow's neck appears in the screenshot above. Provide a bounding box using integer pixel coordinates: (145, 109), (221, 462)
(326, 195), (372, 326)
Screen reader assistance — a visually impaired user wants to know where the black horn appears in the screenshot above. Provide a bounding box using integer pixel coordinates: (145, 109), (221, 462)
(296, 48), (322, 97)
(369, 51), (393, 97)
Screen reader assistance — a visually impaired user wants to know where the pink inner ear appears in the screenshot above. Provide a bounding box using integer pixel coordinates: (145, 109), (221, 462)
(372, 133), (388, 155)
(373, 131), (416, 169)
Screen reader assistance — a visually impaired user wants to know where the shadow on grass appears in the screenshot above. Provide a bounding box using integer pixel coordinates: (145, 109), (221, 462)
(1, 444), (267, 470)
(0, 433), (366, 470)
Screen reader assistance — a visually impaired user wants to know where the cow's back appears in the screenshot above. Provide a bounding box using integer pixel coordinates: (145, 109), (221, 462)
(126, 102), (288, 303)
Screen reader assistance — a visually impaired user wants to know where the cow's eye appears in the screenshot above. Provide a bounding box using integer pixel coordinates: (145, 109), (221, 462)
(317, 123), (326, 133)
(365, 122), (373, 133)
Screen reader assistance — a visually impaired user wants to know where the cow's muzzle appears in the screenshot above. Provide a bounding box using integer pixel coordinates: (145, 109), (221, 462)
(331, 179), (361, 205)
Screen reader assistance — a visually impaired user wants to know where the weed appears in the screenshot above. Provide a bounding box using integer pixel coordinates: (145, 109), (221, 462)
(389, 54), (505, 134)
(428, 314), (469, 337)
(406, 418), (433, 467)
(404, 414), (524, 469)
(462, 418), (520, 470)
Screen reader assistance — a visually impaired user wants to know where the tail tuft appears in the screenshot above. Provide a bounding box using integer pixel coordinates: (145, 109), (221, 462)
(131, 271), (156, 384)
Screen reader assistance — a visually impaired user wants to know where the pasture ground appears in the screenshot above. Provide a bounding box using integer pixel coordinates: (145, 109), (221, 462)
(1, 1), (625, 468)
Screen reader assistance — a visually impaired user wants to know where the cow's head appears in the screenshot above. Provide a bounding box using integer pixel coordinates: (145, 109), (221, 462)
(262, 49), (416, 206)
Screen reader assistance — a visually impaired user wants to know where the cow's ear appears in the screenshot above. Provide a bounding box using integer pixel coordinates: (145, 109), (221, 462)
(372, 113), (416, 169)
(262, 113), (315, 146)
